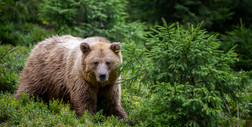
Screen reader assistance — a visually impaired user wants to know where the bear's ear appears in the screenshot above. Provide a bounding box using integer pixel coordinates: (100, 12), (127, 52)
(80, 42), (91, 54)
(110, 42), (121, 53)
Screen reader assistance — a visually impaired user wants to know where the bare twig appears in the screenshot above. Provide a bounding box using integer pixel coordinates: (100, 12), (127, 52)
(223, 98), (235, 127)
(239, 100), (249, 121)
(237, 102), (239, 127)
(0, 47), (21, 60)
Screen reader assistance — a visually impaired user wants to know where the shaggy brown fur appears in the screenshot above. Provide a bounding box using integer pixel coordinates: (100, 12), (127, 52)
(15, 35), (127, 118)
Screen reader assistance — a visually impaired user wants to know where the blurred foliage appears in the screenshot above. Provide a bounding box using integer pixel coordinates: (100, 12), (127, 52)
(39, 0), (146, 42)
(127, 0), (252, 33)
(121, 21), (250, 126)
(0, 0), (50, 45)
(0, 0), (146, 45)
(0, 44), (32, 92)
(0, 0), (41, 23)
(220, 24), (252, 71)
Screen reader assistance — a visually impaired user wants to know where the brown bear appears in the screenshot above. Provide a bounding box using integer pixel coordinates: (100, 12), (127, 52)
(15, 35), (127, 118)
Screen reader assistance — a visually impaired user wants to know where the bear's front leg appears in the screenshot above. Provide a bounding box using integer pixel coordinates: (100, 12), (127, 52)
(109, 103), (127, 119)
(104, 84), (127, 119)
(70, 82), (98, 117)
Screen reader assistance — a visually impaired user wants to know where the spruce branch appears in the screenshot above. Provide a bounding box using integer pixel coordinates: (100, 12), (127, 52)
(162, 18), (171, 39)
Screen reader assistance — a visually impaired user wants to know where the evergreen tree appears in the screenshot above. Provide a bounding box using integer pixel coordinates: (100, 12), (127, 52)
(121, 20), (248, 126)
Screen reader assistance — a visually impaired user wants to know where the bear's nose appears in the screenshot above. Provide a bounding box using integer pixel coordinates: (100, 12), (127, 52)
(99, 73), (107, 81)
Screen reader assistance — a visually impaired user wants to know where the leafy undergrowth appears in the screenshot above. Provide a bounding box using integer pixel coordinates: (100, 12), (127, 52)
(0, 44), (32, 92)
(0, 92), (133, 127)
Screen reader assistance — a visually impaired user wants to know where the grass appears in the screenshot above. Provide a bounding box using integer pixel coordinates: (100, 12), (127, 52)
(0, 92), (132, 126)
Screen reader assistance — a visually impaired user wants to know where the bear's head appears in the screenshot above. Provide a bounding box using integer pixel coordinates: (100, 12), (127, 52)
(80, 41), (122, 86)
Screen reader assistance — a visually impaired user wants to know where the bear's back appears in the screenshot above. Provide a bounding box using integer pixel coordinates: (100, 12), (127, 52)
(45, 35), (111, 50)
(53, 35), (84, 50)
(82, 36), (110, 45)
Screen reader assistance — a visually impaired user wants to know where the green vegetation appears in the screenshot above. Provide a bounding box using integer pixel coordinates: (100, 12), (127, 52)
(0, 92), (129, 126)
(39, 0), (146, 42)
(0, 44), (31, 92)
(127, 0), (252, 32)
(0, 0), (251, 126)
(220, 25), (252, 71)
(121, 20), (251, 126)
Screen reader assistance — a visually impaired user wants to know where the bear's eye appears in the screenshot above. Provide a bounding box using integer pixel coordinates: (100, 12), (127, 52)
(93, 62), (99, 66)
(106, 62), (111, 66)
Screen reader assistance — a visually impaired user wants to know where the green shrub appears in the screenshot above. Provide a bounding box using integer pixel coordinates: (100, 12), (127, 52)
(0, 0), (47, 45)
(0, 45), (32, 92)
(39, 0), (146, 42)
(0, 92), (130, 126)
(0, 92), (79, 126)
(0, 0), (41, 23)
(18, 23), (55, 46)
(0, 22), (54, 45)
(121, 20), (249, 126)
(220, 24), (252, 71)
(0, 0), (146, 45)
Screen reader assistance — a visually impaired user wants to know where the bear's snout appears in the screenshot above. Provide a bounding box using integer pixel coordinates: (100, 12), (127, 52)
(99, 72), (107, 82)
